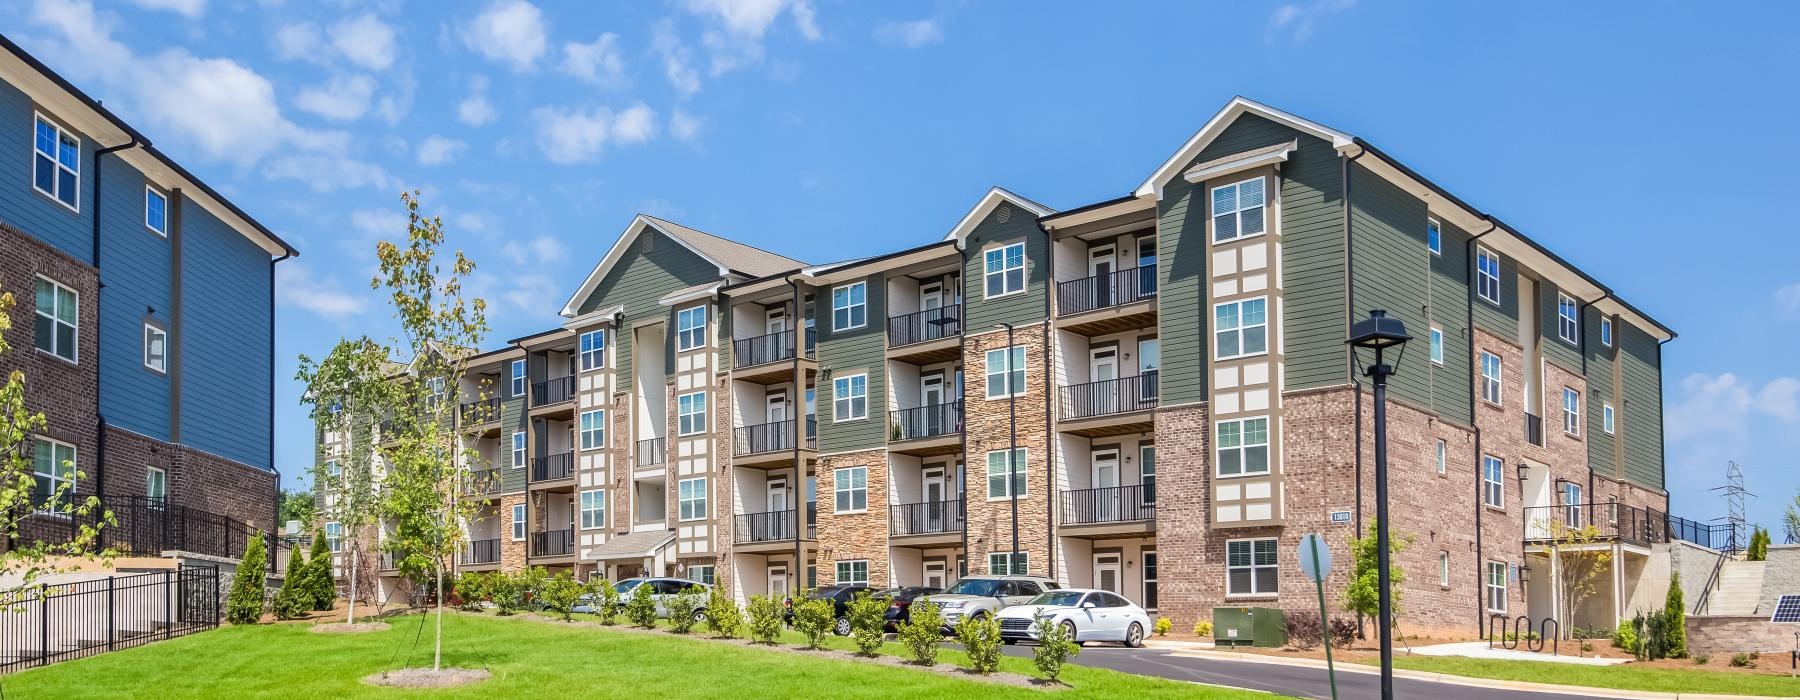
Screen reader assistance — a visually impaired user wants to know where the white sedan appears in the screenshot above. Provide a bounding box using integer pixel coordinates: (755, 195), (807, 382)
(995, 588), (1151, 647)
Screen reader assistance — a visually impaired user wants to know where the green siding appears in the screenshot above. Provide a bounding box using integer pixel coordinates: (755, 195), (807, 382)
(498, 394), (528, 492)
(961, 205), (1047, 332)
(1277, 134), (1348, 392)
(1584, 307), (1619, 481)
(1428, 220), (1474, 423)
(577, 229), (721, 393)
(1471, 246), (1520, 338)
(1539, 283), (1583, 372)
(1347, 164), (1441, 411)
(816, 274), (887, 453)
(1619, 324), (1664, 490)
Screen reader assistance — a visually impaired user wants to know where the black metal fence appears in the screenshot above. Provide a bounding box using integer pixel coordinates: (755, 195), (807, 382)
(1524, 502), (1737, 552)
(887, 306), (961, 347)
(733, 329), (799, 369)
(531, 376), (577, 407)
(637, 437), (667, 466)
(1061, 485), (1155, 525)
(1665, 512), (1737, 552)
(11, 496), (253, 564)
(462, 539), (500, 566)
(1, 565), (219, 672)
(1057, 265), (1156, 316)
(890, 499), (965, 536)
(1059, 371), (1159, 420)
(735, 419), (796, 456)
(890, 401), (962, 441)
(734, 510), (798, 544)
(530, 529), (574, 557)
(530, 452), (574, 482)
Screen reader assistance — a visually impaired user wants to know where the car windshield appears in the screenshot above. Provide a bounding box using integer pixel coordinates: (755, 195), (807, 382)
(943, 579), (1002, 596)
(614, 580), (643, 594)
(1028, 591), (1086, 607)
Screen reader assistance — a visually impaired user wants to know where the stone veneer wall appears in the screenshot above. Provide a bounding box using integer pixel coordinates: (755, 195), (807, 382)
(961, 325), (1052, 577)
(816, 448), (888, 586)
(1686, 615), (1800, 654)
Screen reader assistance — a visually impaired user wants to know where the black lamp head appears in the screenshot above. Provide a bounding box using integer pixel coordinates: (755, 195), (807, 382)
(1346, 309), (1412, 350)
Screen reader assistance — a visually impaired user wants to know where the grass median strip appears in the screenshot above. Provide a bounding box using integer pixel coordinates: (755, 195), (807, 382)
(1376, 655), (1800, 697)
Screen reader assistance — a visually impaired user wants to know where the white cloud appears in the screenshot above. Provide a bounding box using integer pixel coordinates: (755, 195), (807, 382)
(330, 13), (397, 71)
(531, 103), (657, 164)
(375, 69), (415, 124)
(1776, 283), (1800, 312)
(293, 74), (378, 122)
(1265, 0), (1355, 45)
(652, 20), (701, 95)
(417, 135), (468, 165)
(638, 198), (686, 220)
(125, 0), (204, 18)
(264, 152), (400, 193)
(562, 33), (626, 87)
(669, 109), (701, 143)
(277, 262), (368, 318)
(612, 103), (657, 144)
(273, 22), (323, 62)
(673, 0), (820, 82)
(874, 19), (942, 48)
(457, 74), (498, 126)
(1759, 378), (1800, 422)
(501, 236), (567, 265)
(463, 0), (547, 71)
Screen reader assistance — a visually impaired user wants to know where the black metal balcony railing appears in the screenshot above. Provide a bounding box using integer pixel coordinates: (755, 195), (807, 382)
(530, 529), (574, 557)
(531, 376), (577, 407)
(462, 538), (501, 565)
(1524, 502), (1664, 548)
(1057, 265), (1156, 316)
(890, 401), (963, 441)
(735, 419), (796, 456)
(378, 551), (398, 571)
(1524, 412), (1544, 446)
(530, 451), (574, 482)
(637, 437), (667, 466)
(464, 468), (501, 493)
(888, 306), (962, 347)
(1061, 485), (1156, 525)
(734, 509), (798, 544)
(1059, 371), (1159, 420)
(890, 499), (965, 536)
(806, 416), (817, 447)
(733, 329), (799, 369)
(459, 397), (501, 424)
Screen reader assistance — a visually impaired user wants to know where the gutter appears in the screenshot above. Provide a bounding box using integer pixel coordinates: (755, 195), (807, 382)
(785, 277), (804, 586)
(1343, 146), (1366, 534)
(89, 135), (138, 501)
(955, 244), (970, 574)
(1040, 222), (1055, 575)
(1464, 218), (1497, 636)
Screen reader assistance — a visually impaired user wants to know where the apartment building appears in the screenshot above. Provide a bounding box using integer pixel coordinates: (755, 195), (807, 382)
(333, 97), (1707, 636)
(0, 36), (292, 564)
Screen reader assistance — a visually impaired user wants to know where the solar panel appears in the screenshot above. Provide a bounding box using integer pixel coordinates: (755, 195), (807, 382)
(1772, 595), (1800, 623)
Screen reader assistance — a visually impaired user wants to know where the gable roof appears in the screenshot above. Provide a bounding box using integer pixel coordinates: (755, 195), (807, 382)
(941, 187), (1057, 246)
(558, 214), (807, 317)
(1134, 96), (1354, 201)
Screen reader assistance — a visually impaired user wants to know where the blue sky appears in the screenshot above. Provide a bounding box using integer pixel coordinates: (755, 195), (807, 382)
(7, 0), (1798, 534)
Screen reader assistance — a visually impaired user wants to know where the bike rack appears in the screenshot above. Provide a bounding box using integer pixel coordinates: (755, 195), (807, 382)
(1487, 614), (1511, 649)
(1535, 617), (1559, 656)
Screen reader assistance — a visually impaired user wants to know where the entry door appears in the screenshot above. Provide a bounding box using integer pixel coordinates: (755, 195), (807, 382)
(1091, 348), (1119, 414)
(1089, 245), (1115, 306)
(766, 308), (787, 335)
(921, 374), (945, 436)
(1091, 449), (1120, 522)
(768, 477), (790, 539)
(1094, 554), (1122, 596)
(769, 566), (788, 597)
(923, 467), (946, 532)
(923, 561), (947, 589)
(767, 393), (788, 423)
(920, 283), (943, 310)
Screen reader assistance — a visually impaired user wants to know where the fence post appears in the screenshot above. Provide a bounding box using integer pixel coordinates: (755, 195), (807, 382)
(39, 588), (50, 667)
(108, 576), (116, 650)
(165, 570), (174, 640)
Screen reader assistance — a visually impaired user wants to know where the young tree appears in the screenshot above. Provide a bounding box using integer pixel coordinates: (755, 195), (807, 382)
(225, 535), (268, 624)
(280, 488), (315, 527)
(1545, 519), (1612, 640)
(539, 571), (586, 622)
(1745, 527), (1769, 561)
(273, 545), (310, 620)
(304, 534), (336, 610)
(1664, 572), (1686, 658)
(1343, 522), (1411, 636)
(1783, 487), (1800, 545)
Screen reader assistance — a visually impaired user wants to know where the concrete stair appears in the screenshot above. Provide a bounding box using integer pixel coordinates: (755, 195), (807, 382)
(1706, 560), (1764, 616)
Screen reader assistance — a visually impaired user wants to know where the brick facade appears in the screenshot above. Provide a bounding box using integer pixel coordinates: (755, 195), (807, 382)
(816, 448), (888, 586)
(961, 325), (1053, 577)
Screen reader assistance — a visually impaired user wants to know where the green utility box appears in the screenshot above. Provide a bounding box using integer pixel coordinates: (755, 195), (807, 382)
(1212, 607), (1287, 648)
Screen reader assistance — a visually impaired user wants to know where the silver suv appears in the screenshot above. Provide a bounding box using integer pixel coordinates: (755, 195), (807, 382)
(921, 575), (1060, 629)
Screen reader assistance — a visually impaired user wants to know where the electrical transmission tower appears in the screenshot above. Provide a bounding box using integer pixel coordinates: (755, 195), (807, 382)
(1709, 462), (1753, 555)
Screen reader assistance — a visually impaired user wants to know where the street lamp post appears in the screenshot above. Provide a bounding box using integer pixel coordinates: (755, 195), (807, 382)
(1346, 309), (1410, 700)
(994, 322), (1019, 572)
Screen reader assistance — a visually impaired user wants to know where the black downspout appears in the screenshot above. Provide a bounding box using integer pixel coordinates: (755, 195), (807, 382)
(1578, 292), (1609, 509)
(1464, 218), (1497, 636)
(1343, 147), (1366, 534)
(90, 136), (139, 502)
(955, 245), (970, 576)
(1040, 223), (1055, 576)
(271, 250), (291, 568)
(784, 279), (803, 589)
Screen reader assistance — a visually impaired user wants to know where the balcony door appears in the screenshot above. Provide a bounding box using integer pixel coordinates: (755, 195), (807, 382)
(766, 308), (787, 335)
(923, 467), (947, 533)
(920, 282), (942, 311)
(1092, 449), (1120, 523)
(1090, 347), (1118, 415)
(767, 393), (788, 423)
(768, 476), (790, 539)
(921, 374), (945, 437)
(1089, 244), (1115, 307)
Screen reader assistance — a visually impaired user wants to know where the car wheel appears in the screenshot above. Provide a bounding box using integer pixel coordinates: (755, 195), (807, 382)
(1002, 638), (1015, 645)
(1061, 620), (1083, 646)
(835, 616), (852, 636)
(694, 608), (708, 624)
(1124, 622), (1145, 648)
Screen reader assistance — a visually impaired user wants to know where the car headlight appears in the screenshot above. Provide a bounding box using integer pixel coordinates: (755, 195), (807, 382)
(940, 601), (963, 610)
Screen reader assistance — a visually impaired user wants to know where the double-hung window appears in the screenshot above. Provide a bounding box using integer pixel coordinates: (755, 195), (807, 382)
(690, 565), (716, 586)
(677, 477), (708, 521)
(983, 242), (1025, 298)
(143, 322), (168, 373)
(511, 431), (526, 468)
(1562, 387), (1580, 435)
(324, 522), (344, 552)
(833, 467), (867, 513)
(836, 560), (870, 585)
(1563, 482), (1582, 527)
(1486, 561), (1508, 613)
(579, 410), (606, 450)
(579, 490), (606, 530)
(1434, 439), (1447, 475)
(1480, 352), (1502, 405)
(1428, 326), (1444, 365)
(677, 392), (707, 436)
(1213, 298), (1267, 359)
(1482, 455), (1504, 508)
(989, 551), (1027, 575)
(676, 306), (707, 351)
(146, 466), (166, 506)
(984, 346), (1025, 399)
(511, 503), (526, 540)
(1476, 247), (1501, 305)
(1438, 552), (1451, 587)
(326, 459), (342, 477)
(831, 374), (867, 421)
(30, 436), (76, 509)
(35, 277), (78, 362)
(1215, 417), (1270, 477)
(1603, 403), (1616, 435)
(1427, 218), (1441, 255)
(986, 448), (1026, 499)
(1211, 177), (1266, 243)
(1600, 317), (1614, 347)
(831, 282), (866, 330)
(33, 115), (80, 210)
(510, 360), (526, 397)
(579, 330), (605, 370)
(1557, 293), (1579, 345)
(145, 187), (168, 236)
(1226, 538), (1278, 596)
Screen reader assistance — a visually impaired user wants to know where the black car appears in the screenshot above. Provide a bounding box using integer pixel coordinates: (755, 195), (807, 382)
(880, 586), (943, 631)
(783, 584), (881, 635)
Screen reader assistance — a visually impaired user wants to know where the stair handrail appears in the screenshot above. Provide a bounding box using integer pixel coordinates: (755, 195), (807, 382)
(1692, 551), (1727, 615)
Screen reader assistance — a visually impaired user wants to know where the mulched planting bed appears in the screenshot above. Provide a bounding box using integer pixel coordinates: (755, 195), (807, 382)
(363, 668), (490, 688)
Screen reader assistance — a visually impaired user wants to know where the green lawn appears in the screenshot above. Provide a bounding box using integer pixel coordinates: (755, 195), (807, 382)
(1, 612), (1274, 699)
(1381, 655), (1800, 697)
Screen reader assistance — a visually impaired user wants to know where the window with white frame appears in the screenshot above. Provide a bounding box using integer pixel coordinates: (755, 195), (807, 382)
(1429, 326), (1444, 365)
(1601, 317), (1614, 347)
(983, 242), (1025, 298)
(31, 436), (76, 508)
(1476, 246), (1501, 305)
(1603, 403), (1616, 435)
(677, 305), (707, 351)
(326, 459), (341, 477)
(989, 551), (1027, 575)
(1607, 496), (1619, 525)
(986, 448), (1026, 499)
(143, 322), (167, 373)
(1427, 218), (1441, 255)
(146, 466), (166, 505)
(35, 277), (78, 362)
(1562, 387), (1580, 435)
(579, 489), (606, 529)
(324, 522), (344, 552)
(1213, 298), (1267, 359)
(1435, 438), (1447, 475)
(511, 431), (527, 468)
(677, 477), (708, 521)
(984, 346), (1026, 399)
(836, 560), (870, 585)
(1211, 177), (1266, 243)
(833, 466), (867, 512)
(1226, 538), (1278, 596)
(1486, 561), (1507, 613)
(33, 114), (80, 210)
(1482, 455), (1504, 508)
(831, 282), (867, 330)
(1557, 293), (1579, 344)
(678, 391), (707, 436)
(1439, 552), (1450, 587)
(579, 330), (606, 371)
(1480, 351), (1502, 405)
(510, 359), (526, 396)
(579, 410), (606, 450)
(145, 186), (168, 236)
(1563, 482), (1582, 527)
(689, 565), (716, 586)
(512, 503), (526, 540)
(1216, 417), (1270, 477)
(832, 374), (867, 421)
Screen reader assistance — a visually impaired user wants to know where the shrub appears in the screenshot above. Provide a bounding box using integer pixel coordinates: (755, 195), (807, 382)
(1693, 654), (1710, 665)
(1031, 617), (1081, 683)
(1327, 617), (1358, 648)
(225, 535), (268, 625)
(1581, 641), (1595, 654)
(1664, 572), (1687, 658)
(1285, 611), (1324, 650)
(1501, 630), (1541, 642)
(1193, 620), (1213, 638)
(846, 590), (888, 655)
(1153, 617), (1172, 637)
(272, 545), (310, 620)
(625, 579), (659, 628)
(955, 614), (1003, 675)
(896, 601), (944, 665)
(491, 571), (524, 615)
(746, 594), (784, 644)
(1611, 618), (1638, 654)
(305, 535), (335, 611)
(514, 567), (549, 611)
(792, 596), (835, 649)
(454, 572), (492, 611)
(705, 585), (743, 638)
(1730, 652), (1753, 668)
(666, 585), (706, 633)
(539, 571), (586, 622)
(590, 578), (621, 625)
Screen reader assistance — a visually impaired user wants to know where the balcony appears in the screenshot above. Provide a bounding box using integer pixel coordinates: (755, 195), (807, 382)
(890, 499), (964, 542)
(1061, 485), (1155, 531)
(734, 509), (799, 551)
(462, 538), (501, 568)
(530, 451), (574, 485)
(378, 551), (398, 572)
(1524, 412), (1544, 447)
(733, 329), (815, 383)
(886, 306), (962, 364)
(463, 468), (502, 495)
(531, 376), (577, 409)
(888, 402), (963, 457)
(1524, 502), (1664, 548)
(1056, 266), (1156, 333)
(530, 528), (575, 559)
(1058, 372), (1158, 435)
(459, 397), (501, 427)
(734, 419), (809, 467)
(636, 437), (667, 468)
